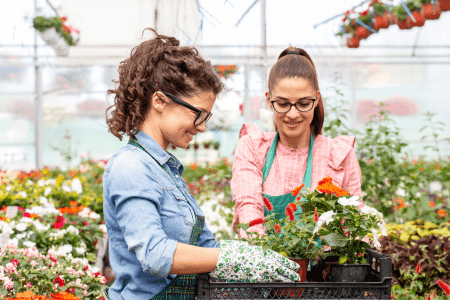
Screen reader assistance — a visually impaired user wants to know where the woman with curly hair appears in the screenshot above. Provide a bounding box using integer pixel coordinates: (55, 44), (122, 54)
(102, 29), (301, 300)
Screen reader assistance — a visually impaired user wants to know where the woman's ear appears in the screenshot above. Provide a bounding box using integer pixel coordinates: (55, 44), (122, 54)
(314, 90), (321, 109)
(151, 92), (167, 112)
(265, 91), (272, 109)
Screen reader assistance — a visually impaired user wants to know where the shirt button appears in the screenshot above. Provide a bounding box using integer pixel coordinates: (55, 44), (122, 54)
(175, 175), (179, 178)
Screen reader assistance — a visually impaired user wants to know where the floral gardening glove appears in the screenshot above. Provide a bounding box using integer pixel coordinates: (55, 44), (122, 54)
(209, 240), (301, 282)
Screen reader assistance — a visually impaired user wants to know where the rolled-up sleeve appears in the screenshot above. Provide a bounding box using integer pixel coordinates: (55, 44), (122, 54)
(230, 135), (266, 236)
(196, 222), (219, 248)
(106, 152), (178, 278)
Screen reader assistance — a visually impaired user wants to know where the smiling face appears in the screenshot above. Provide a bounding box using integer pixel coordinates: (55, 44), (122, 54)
(266, 77), (320, 149)
(151, 91), (216, 150)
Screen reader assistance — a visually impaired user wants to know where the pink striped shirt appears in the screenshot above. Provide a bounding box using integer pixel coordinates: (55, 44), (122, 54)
(231, 123), (362, 235)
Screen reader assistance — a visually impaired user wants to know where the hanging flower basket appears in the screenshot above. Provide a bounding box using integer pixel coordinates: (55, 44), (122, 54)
(408, 10), (426, 27)
(441, 0), (450, 11)
(355, 26), (369, 39)
(346, 36), (361, 48)
(214, 65), (238, 79)
(33, 16), (80, 57)
(422, 1), (442, 19)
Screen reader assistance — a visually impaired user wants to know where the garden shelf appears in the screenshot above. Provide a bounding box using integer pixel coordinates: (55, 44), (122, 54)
(196, 249), (392, 300)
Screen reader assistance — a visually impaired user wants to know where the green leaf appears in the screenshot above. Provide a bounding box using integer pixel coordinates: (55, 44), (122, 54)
(339, 255), (348, 264)
(322, 232), (348, 247)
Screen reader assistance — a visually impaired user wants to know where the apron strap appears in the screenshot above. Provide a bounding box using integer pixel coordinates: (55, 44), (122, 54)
(262, 132), (315, 188)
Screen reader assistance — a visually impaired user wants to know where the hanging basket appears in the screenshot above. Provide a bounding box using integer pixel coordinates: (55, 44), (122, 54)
(39, 27), (69, 56)
(354, 26), (369, 39)
(422, 1), (442, 20)
(346, 36), (360, 48)
(39, 28), (60, 45)
(441, 0), (450, 11)
(407, 11), (425, 27)
(395, 16), (412, 30)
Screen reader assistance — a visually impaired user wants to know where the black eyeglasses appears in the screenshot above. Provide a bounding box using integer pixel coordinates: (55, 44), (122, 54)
(270, 94), (316, 113)
(159, 92), (213, 126)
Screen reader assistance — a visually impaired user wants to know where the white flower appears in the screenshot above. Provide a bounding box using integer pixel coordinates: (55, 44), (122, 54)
(71, 179), (83, 194)
(429, 181), (442, 192)
(17, 191), (27, 198)
(75, 247), (86, 254)
(16, 233), (27, 240)
(395, 188), (406, 197)
(9, 238), (18, 247)
(40, 196), (49, 205)
(37, 180), (45, 187)
(6, 186), (12, 192)
(26, 180), (33, 186)
(44, 187), (52, 196)
(45, 179), (56, 185)
(377, 222), (388, 236)
(15, 223), (28, 232)
(18, 217), (34, 224)
(360, 205), (384, 220)
(34, 221), (49, 231)
(62, 183), (71, 193)
(89, 211), (100, 219)
(313, 210), (337, 234)
(99, 224), (107, 233)
(66, 225), (79, 235)
(23, 241), (36, 248)
(0, 221), (13, 235)
(338, 196), (361, 207)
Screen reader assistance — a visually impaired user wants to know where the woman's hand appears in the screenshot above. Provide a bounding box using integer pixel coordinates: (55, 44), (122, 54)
(209, 240), (301, 282)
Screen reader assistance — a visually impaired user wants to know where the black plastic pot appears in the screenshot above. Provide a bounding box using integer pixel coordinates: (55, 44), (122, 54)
(327, 263), (370, 282)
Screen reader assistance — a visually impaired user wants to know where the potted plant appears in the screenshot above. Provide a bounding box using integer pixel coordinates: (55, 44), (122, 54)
(421, 0), (442, 19)
(299, 177), (388, 282)
(213, 65), (238, 79)
(440, 0), (450, 10)
(193, 142), (200, 150)
(393, 5), (412, 29)
(203, 140), (212, 149)
(405, 0), (426, 27)
(346, 36), (360, 48)
(372, 2), (390, 30)
(213, 141), (220, 150)
(33, 16), (80, 56)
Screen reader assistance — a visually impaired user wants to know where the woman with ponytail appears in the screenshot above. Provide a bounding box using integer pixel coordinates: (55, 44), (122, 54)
(231, 46), (362, 237)
(103, 30), (301, 300)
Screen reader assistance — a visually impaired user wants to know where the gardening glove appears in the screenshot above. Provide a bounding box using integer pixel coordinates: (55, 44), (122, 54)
(209, 240), (301, 282)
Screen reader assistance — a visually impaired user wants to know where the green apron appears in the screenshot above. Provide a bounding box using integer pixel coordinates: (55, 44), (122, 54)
(262, 132), (321, 253)
(103, 138), (204, 300)
(262, 132), (314, 219)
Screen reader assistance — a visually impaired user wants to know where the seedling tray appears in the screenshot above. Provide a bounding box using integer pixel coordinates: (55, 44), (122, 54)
(196, 249), (392, 300)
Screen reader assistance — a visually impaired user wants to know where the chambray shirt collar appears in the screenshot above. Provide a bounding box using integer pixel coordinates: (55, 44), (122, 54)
(134, 131), (173, 167)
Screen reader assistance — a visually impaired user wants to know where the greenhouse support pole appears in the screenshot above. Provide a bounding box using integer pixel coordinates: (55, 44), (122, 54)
(34, 0), (43, 169)
(244, 65), (251, 122)
(261, 0), (268, 95)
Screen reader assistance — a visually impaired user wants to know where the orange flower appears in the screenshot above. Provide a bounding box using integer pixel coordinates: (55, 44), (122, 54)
(291, 184), (304, 197)
(317, 179), (350, 197)
(69, 171), (77, 178)
(295, 196), (301, 202)
(190, 163), (197, 170)
(436, 165), (441, 170)
(50, 291), (81, 300)
(274, 224), (281, 233)
(218, 65), (226, 73)
(70, 201), (78, 207)
(393, 198), (406, 210)
(318, 177), (333, 185)
(437, 210), (448, 218)
(429, 201), (435, 208)
(1, 205), (6, 212)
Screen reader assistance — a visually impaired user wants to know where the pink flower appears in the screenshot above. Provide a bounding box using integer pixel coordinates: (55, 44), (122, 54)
(5, 263), (16, 273)
(83, 290), (88, 296)
(26, 282), (32, 288)
(31, 260), (38, 267)
(100, 276), (107, 284)
(76, 278), (82, 285)
(86, 270), (93, 276)
(41, 266), (47, 271)
(77, 270), (84, 276)
(66, 267), (76, 274)
(3, 277), (14, 290)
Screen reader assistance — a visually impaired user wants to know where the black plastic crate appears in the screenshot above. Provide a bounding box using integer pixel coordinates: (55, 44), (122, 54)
(196, 249), (392, 300)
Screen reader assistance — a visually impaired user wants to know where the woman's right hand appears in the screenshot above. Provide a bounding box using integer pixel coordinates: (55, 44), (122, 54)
(209, 240), (301, 282)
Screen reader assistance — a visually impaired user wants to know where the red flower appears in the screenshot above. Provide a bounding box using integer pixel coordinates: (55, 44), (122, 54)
(18, 206), (24, 211)
(285, 206), (295, 221)
(94, 272), (101, 277)
(249, 218), (265, 227)
(313, 208), (319, 222)
(11, 259), (19, 267)
(23, 212), (31, 218)
(295, 196), (301, 202)
(288, 202), (297, 212)
(83, 265), (89, 271)
(438, 280), (450, 295)
(53, 276), (65, 287)
(263, 197), (273, 211)
(274, 224), (281, 233)
(415, 263), (420, 274)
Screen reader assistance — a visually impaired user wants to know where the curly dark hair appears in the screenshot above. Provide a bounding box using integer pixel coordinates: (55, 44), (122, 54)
(268, 46), (324, 136)
(106, 28), (223, 140)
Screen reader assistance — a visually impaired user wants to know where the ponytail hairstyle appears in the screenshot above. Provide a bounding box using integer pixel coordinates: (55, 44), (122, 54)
(106, 28), (223, 140)
(268, 46), (324, 136)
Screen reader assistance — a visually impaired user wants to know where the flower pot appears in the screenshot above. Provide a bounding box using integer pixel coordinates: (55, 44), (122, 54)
(327, 263), (369, 282)
(194, 144), (199, 150)
(372, 15), (386, 30)
(53, 38), (69, 56)
(395, 17), (411, 29)
(204, 144), (210, 149)
(39, 27), (60, 45)
(354, 26), (369, 39)
(407, 11), (425, 27)
(346, 36), (360, 48)
(440, 0), (450, 11)
(214, 145), (219, 150)
(422, 1), (441, 20)
(384, 11), (394, 26)
(275, 258), (308, 297)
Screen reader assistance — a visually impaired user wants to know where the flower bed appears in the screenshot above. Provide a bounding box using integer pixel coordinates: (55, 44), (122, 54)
(0, 244), (107, 299)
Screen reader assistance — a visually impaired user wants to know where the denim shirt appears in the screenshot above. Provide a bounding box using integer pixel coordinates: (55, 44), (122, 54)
(103, 131), (219, 300)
